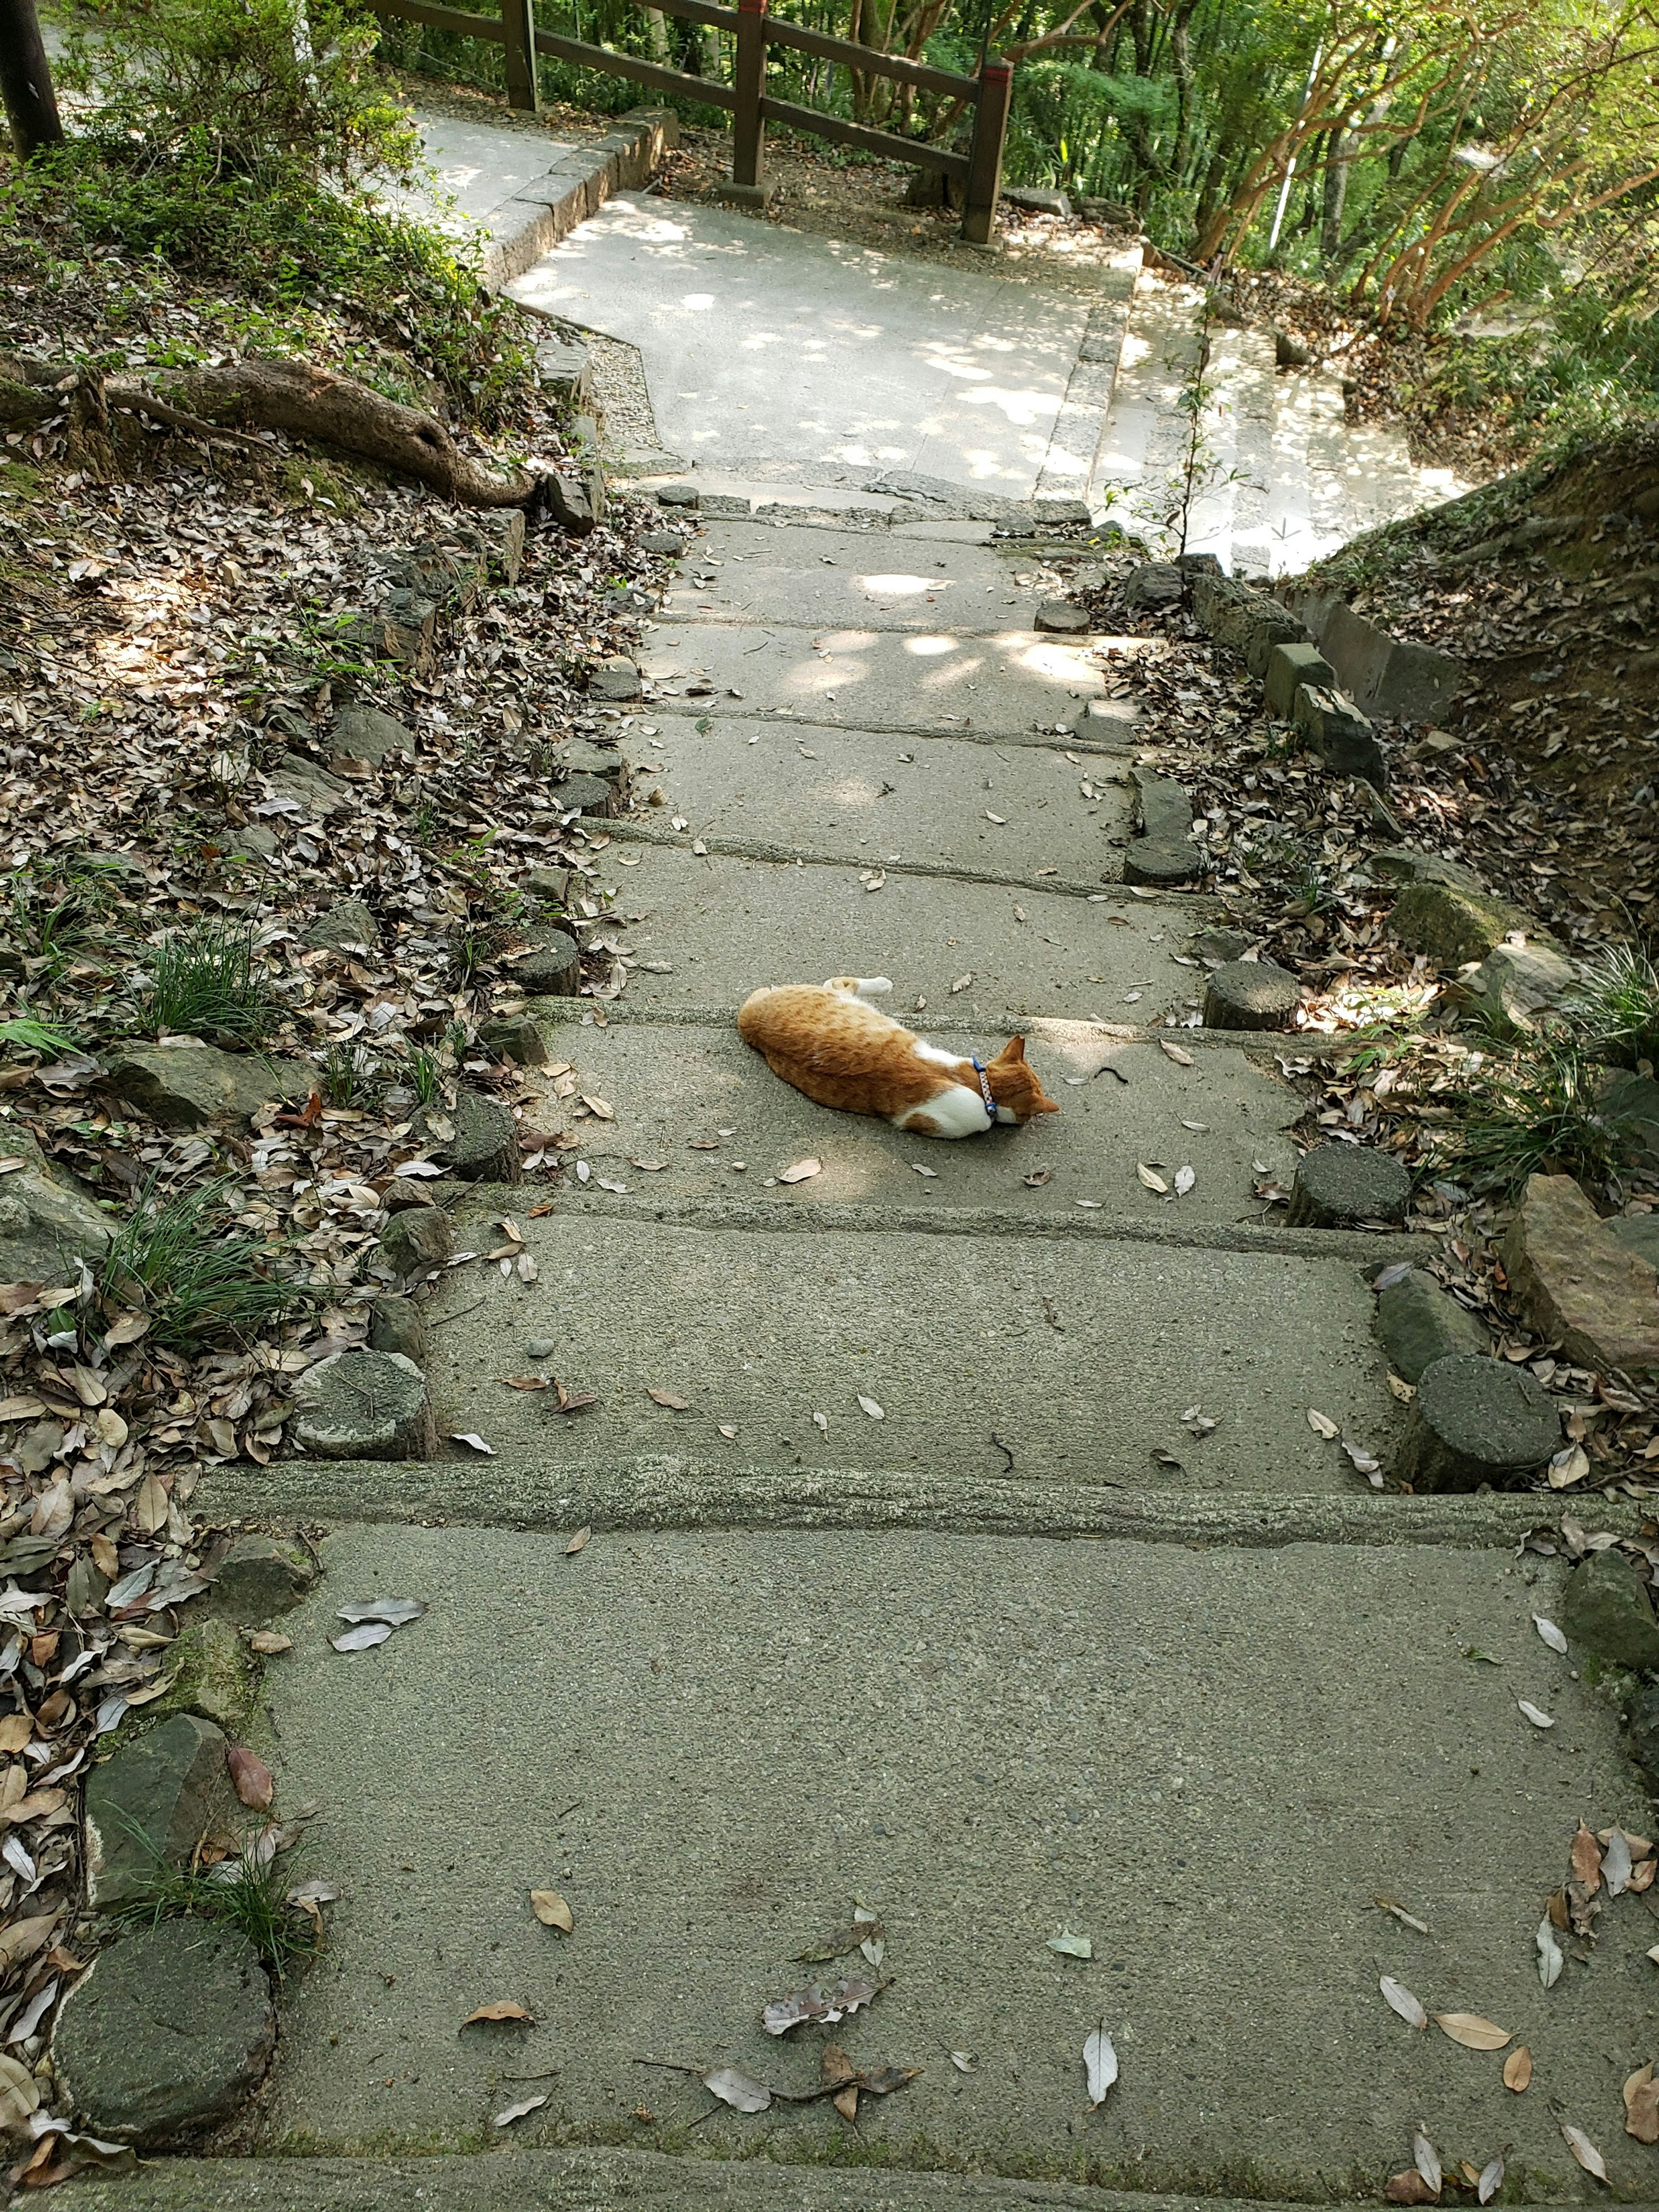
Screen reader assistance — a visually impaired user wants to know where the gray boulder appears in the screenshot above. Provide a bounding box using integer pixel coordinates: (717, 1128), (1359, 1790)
(53, 1922), (274, 2145)
(588, 655), (642, 702)
(1123, 563), (1183, 611)
(302, 898), (381, 955)
(0, 1131), (113, 1282)
(84, 1713), (232, 1910)
(292, 1348), (436, 1460)
(1374, 1268), (1491, 1383)
(1458, 940), (1577, 1032)
(209, 1535), (314, 1622)
(99, 1045), (308, 1129)
(1034, 599), (1091, 633)
(378, 1205), (452, 1278)
(520, 865), (572, 907)
(418, 1090), (522, 1182)
(480, 1014), (550, 1067)
(329, 702), (416, 767)
(1562, 1547), (1659, 1671)
(1287, 1141), (1411, 1228)
(1264, 641), (1336, 718)
(515, 928), (581, 997)
(1390, 883), (1540, 969)
(1203, 959), (1301, 1031)
(1609, 1213), (1659, 1272)
(1369, 845), (1487, 893)
(1292, 684), (1388, 787)
(265, 752), (349, 820)
(369, 1293), (429, 1364)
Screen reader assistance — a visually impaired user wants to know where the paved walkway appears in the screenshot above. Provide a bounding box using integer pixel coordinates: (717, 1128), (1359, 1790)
(72, 89), (1635, 2212)
(167, 500), (1654, 2204)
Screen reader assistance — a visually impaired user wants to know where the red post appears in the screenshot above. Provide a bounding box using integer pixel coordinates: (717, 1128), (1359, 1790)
(503, 0), (541, 112)
(730, 0), (769, 195)
(960, 57), (1011, 245)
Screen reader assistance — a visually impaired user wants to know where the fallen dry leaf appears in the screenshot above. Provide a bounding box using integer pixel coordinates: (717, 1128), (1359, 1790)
(1433, 2012), (1510, 2051)
(500, 1375), (550, 1392)
(1518, 1699), (1555, 1729)
(1625, 2063), (1659, 2144)
(778, 1157), (823, 1184)
(1159, 1041), (1195, 1066)
(462, 2001), (535, 2026)
(646, 1388), (691, 1410)
(1560, 2123), (1608, 2182)
(494, 2092), (549, 2127)
(1503, 2046), (1533, 2091)
(1477, 2155), (1505, 2204)
(1604, 1827), (1634, 1897)
(1533, 1614), (1568, 1654)
(1385, 2174), (1437, 2205)
(449, 1431), (495, 1455)
(795, 1920), (884, 1964)
(703, 2066), (771, 2114)
(1537, 1917), (1565, 1988)
(1306, 1407), (1339, 1438)
(1573, 1821), (1604, 1893)
(565, 1526), (591, 1556)
(531, 1889), (574, 1933)
(1084, 2021), (1118, 2107)
(1135, 1162), (1168, 1192)
(1414, 2130), (1443, 2195)
(761, 1975), (880, 2035)
(1380, 1976), (1428, 2030)
(227, 1747), (274, 1813)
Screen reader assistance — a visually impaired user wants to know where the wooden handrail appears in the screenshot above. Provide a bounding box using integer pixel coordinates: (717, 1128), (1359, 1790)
(362, 0), (505, 43)
(531, 25), (737, 107)
(758, 95), (969, 175)
(365, 0), (1008, 238)
(760, 18), (976, 98)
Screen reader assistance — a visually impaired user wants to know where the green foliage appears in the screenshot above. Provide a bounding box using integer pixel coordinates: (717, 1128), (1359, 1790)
(142, 921), (277, 1045)
(1437, 1029), (1639, 1195)
(101, 1176), (313, 1348)
(107, 1813), (321, 1977)
(405, 1047), (446, 1106)
(1567, 942), (1659, 1068)
(2, 857), (116, 976)
(60, 0), (422, 187)
(0, 1016), (82, 1058)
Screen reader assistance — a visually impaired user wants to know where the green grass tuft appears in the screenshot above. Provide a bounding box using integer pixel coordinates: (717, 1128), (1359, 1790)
(100, 1175), (312, 1348)
(143, 920), (278, 1045)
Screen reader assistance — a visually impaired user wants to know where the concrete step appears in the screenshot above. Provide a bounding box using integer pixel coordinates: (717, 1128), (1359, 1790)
(616, 718), (1135, 883)
(169, 1522), (1653, 2196)
(1088, 273), (1205, 543)
(517, 1014), (1303, 1223)
(637, 623), (1143, 745)
(1191, 326), (1278, 578)
(421, 1205), (1391, 1487)
(570, 842), (1210, 1024)
(1036, 249), (1144, 505)
(657, 521), (1070, 635)
(67, 2151), (1357, 2211)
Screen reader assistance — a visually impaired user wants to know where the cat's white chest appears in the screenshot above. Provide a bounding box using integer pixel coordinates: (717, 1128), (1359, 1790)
(893, 1081), (994, 1139)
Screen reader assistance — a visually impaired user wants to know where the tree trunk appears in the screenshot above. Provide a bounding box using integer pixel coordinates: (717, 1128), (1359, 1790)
(1320, 127), (1350, 262)
(0, 0), (64, 162)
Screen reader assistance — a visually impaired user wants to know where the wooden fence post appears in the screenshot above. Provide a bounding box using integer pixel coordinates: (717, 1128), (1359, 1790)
(502, 0), (541, 111)
(960, 56), (1011, 245)
(728, 0), (771, 199)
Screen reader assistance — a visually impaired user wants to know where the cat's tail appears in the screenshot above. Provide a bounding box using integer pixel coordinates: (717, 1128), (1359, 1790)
(823, 974), (893, 999)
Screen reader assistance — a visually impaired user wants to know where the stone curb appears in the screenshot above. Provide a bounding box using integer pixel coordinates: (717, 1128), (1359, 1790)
(477, 108), (680, 288)
(451, 1185), (1409, 1261)
(197, 1459), (1632, 1547)
(43, 2148), (1441, 2212)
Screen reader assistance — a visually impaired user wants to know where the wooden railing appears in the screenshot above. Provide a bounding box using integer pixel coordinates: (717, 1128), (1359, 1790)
(363, 0), (1013, 242)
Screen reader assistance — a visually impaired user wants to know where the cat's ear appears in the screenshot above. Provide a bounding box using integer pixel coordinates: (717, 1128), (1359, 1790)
(995, 1035), (1027, 1063)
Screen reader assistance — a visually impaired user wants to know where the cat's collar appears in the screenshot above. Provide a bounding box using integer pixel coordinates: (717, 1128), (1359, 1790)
(970, 1056), (996, 1123)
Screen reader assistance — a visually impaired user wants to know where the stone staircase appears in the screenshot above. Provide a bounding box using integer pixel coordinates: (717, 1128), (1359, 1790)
(1089, 271), (1463, 574)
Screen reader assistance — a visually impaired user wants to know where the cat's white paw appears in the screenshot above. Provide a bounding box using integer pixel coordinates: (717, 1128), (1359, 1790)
(853, 976), (893, 998)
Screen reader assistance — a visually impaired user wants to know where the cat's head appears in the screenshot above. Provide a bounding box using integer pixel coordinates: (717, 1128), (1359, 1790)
(986, 1035), (1060, 1122)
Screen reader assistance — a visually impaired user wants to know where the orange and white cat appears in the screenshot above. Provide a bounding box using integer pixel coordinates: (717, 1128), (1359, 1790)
(737, 976), (1059, 1138)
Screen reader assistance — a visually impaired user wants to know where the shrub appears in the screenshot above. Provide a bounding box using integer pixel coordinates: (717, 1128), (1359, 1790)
(59, 0), (422, 189)
(1437, 1030), (1638, 1196)
(1567, 941), (1659, 1068)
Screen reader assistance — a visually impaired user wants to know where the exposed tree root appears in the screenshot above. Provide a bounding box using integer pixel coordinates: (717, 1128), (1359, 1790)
(0, 350), (538, 507)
